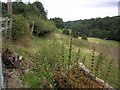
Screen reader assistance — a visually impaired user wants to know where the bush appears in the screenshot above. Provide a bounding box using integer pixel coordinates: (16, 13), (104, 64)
(63, 29), (70, 35)
(81, 35), (88, 40)
(11, 15), (31, 41)
(29, 16), (56, 37)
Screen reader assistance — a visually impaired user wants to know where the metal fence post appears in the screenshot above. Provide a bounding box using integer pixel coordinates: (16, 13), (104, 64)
(0, 53), (5, 89)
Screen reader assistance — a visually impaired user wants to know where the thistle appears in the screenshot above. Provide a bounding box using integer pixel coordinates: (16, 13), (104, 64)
(76, 48), (80, 69)
(66, 36), (73, 87)
(94, 53), (104, 76)
(76, 48), (83, 88)
(89, 47), (95, 88)
(103, 59), (113, 88)
(81, 57), (85, 67)
(91, 47), (95, 73)
(61, 43), (65, 70)
(68, 36), (73, 70)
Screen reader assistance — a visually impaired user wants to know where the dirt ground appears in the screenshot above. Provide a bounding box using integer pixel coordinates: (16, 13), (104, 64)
(3, 56), (35, 88)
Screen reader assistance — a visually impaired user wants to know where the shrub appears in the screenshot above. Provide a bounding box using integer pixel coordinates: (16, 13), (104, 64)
(11, 15), (31, 41)
(63, 29), (70, 35)
(29, 16), (56, 37)
(81, 35), (88, 40)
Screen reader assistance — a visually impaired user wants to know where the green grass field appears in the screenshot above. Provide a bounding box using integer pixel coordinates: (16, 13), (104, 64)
(88, 37), (119, 46)
(3, 31), (119, 88)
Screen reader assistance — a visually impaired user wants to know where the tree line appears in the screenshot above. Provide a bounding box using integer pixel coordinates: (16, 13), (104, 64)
(2, 1), (64, 41)
(2, 2), (47, 19)
(64, 16), (120, 41)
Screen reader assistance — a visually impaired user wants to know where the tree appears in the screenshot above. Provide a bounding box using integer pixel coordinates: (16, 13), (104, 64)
(25, 3), (40, 18)
(12, 2), (26, 16)
(31, 17), (56, 37)
(2, 3), (7, 17)
(33, 1), (47, 19)
(71, 24), (88, 36)
(50, 17), (64, 29)
(11, 15), (31, 40)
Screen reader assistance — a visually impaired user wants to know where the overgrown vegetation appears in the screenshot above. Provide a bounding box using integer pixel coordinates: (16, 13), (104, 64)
(2, 1), (57, 38)
(2, 1), (119, 89)
(3, 31), (119, 88)
(20, 33), (118, 88)
(11, 15), (31, 41)
(29, 16), (56, 37)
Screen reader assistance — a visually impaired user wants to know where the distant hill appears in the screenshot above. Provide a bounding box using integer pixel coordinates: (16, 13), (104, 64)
(64, 16), (120, 41)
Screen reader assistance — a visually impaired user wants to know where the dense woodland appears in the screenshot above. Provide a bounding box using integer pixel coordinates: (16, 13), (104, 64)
(65, 16), (120, 41)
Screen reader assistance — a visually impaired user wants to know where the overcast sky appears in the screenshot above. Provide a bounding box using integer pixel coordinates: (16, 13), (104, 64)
(2, 0), (120, 21)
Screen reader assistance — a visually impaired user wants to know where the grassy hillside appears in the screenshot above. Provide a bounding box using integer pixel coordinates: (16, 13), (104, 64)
(3, 31), (119, 88)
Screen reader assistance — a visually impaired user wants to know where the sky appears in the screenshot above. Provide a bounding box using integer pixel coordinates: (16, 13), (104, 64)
(2, 0), (120, 21)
